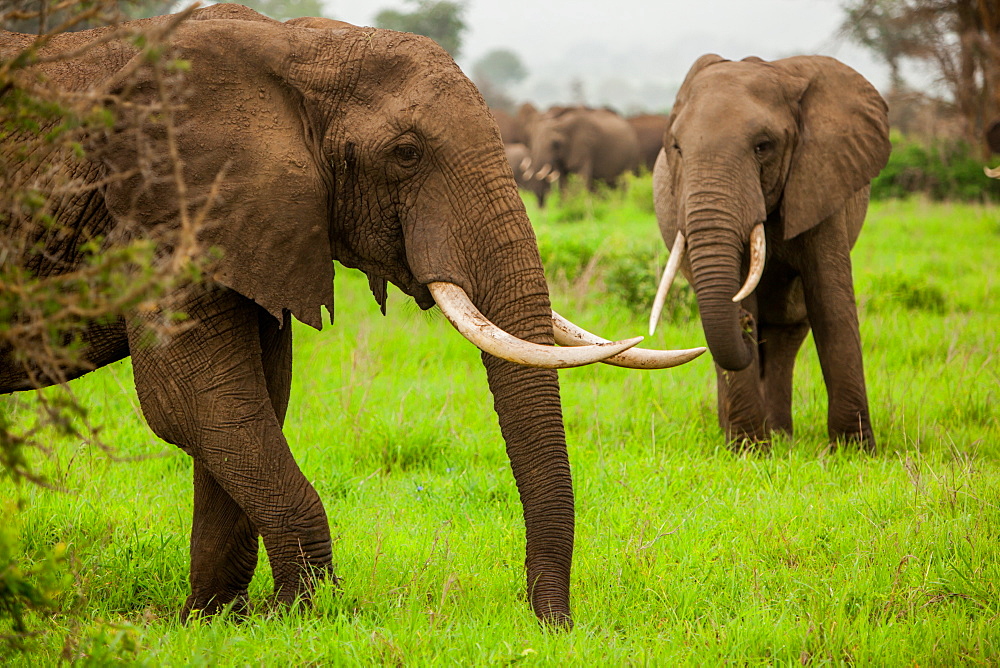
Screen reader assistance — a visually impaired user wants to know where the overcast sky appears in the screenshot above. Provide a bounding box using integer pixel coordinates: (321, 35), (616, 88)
(325, 0), (901, 111)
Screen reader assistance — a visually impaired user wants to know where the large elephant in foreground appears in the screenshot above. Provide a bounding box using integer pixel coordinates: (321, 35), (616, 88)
(0, 5), (703, 626)
(650, 54), (890, 448)
(523, 106), (640, 206)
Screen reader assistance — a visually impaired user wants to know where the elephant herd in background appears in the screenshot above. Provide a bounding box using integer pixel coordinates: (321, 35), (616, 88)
(492, 103), (668, 205)
(1, 3), (891, 629)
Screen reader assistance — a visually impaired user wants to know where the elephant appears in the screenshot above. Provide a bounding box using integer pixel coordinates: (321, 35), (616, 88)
(490, 102), (541, 147)
(505, 142), (534, 190)
(987, 119), (1000, 154)
(649, 54), (890, 449)
(0, 4), (704, 626)
(627, 113), (670, 172)
(523, 106), (640, 206)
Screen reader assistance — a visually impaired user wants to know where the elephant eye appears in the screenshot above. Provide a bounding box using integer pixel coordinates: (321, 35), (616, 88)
(671, 141), (682, 156)
(754, 140), (774, 156)
(393, 144), (421, 166)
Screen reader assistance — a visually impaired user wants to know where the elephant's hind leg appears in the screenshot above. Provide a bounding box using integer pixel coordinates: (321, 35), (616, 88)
(128, 286), (333, 616)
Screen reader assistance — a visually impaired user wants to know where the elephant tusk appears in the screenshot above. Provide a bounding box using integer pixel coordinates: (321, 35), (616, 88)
(429, 282), (643, 369)
(985, 165), (1000, 179)
(547, 170), (560, 183)
(648, 231), (685, 336)
(520, 156), (532, 172)
(732, 223), (766, 303)
(523, 169), (535, 180)
(551, 311), (705, 369)
(535, 164), (552, 180)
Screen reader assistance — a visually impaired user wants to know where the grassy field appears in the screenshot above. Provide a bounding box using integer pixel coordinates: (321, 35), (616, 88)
(2, 184), (999, 665)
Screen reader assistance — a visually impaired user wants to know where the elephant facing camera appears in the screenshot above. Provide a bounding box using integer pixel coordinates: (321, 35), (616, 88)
(649, 53), (890, 451)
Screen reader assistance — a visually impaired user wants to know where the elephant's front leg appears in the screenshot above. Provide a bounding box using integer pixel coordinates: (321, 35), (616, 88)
(182, 307), (296, 619)
(128, 286), (333, 615)
(715, 302), (768, 449)
(716, 362), (768, 448)
(797, 218), (875, 449)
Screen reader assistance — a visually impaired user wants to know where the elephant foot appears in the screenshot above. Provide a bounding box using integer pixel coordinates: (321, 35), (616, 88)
(724, 419), (772, 454)
(727, 435), (771, 456)
(829, 412), (876, 452)
(271, 562), (339, 609)
(828, 430), (876, 453)
(180, 589), (250, 623)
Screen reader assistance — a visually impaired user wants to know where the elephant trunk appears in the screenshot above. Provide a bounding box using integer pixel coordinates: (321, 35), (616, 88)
(475, 238), (574, 625)
(685, 199), (758, 372)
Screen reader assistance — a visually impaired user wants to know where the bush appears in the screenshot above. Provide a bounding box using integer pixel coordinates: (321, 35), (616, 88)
(872, 132), (1000, 202)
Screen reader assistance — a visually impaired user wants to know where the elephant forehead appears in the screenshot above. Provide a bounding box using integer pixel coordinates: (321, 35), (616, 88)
(687, 61), (787, 107)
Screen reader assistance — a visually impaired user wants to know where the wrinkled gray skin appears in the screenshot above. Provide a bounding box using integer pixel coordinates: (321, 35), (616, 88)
(654, 54), (890, 448)
(527, 107), (640, 206)
(0, 5), (580, 626)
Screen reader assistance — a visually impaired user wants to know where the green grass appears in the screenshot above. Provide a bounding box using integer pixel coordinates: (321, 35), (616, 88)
(2, 188), (999, 664)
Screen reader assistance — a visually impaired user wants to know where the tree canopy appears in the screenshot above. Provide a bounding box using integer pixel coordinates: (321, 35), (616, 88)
(374, 0), (466, 58)
(841, 0), (1000, 152)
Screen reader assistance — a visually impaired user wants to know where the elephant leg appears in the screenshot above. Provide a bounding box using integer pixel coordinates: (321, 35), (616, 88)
(758, 321), (810, 435)
(181, 308), (295, 619)
(715, 362), (768, 449)
(714, 301), (768, 449)
(798, 221), (875, 449)
(128, 286), (333, 615)
(184, 461), (260, 619)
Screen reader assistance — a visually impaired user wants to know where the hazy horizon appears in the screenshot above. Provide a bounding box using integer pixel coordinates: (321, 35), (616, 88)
(322, 0), (930, 112)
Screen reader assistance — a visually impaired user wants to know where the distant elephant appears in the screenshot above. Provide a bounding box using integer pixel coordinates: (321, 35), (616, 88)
(524, 106), (640, 206)
(0, 5), (703, 626)
(987, 119), (1000, 155)
(627, 113), (670, 172)
(650, 54), (890, 448)
(491, 102), (541, 146)
(505, 142), (534, 190)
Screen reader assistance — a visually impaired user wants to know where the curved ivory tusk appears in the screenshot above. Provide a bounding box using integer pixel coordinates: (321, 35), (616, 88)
(552, 311), (705, 369)
(520, 156), (532, 172)
(648, 231), (685, 336)
(732, 223), (766, 303)
(523, 169), (535, 180)
(985, 165), (1000, 179)
(535, 164), (552, 180)
(429, 282), (642, 368)
(547, 170), (560, 183)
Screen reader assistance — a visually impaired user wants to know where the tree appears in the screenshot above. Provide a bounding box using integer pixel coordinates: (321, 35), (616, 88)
(1, 0), (204, 645)
(230, 0), (327, 22)
(841, 0), (1000, 153)
(375, 0), (466, 58)
(472, 48), (527, 110)
(473, 49), (527, 88)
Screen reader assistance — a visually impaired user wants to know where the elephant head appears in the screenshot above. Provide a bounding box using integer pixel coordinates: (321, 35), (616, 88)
(63, 6), (702, 625)
(650, 54), (890, 371)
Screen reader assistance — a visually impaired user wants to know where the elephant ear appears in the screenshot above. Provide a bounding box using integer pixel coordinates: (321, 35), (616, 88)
(774, 55), (890, 240)
(99, 19), (335, 329)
